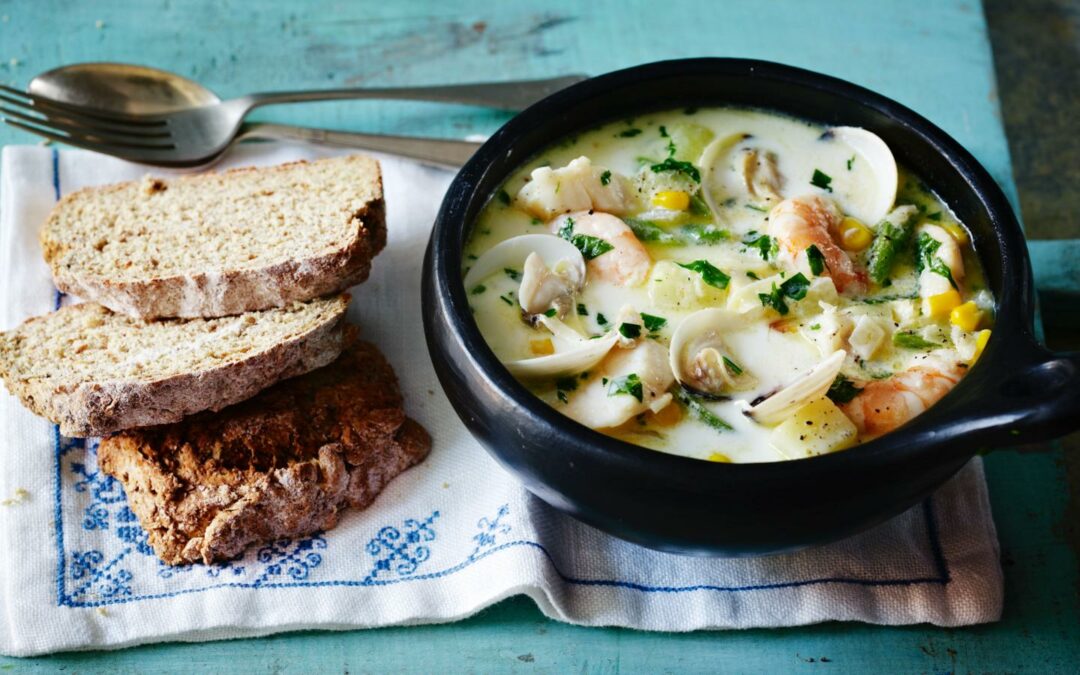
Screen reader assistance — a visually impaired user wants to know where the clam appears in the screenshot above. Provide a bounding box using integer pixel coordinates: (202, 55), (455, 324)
(504, 324), (619, 380)
(821, 126), (898, 226)
(699, 132), (784, 227)
(669, 308), (757, 397)
(463, 234), (586, 318)
(744, 349), (847, 425)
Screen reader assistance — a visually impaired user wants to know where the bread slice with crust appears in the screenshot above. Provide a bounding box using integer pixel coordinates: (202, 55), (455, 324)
(98, 333), (431, 565)
(41, 155), (385, 319)
(0, 295), (349, 437)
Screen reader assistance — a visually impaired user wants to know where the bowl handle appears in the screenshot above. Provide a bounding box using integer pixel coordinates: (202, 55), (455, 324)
(938, 331), (1080, 448)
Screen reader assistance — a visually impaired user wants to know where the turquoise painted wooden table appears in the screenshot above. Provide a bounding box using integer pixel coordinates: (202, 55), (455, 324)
(1, 0), (1077, 671)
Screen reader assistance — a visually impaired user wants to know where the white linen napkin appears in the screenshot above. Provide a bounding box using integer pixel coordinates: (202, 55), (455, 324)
(0, 144), (1003, 656)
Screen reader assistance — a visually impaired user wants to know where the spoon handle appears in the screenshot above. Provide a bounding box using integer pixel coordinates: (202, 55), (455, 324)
(238, 123), (483, 168)
(237, 75), (586, 112)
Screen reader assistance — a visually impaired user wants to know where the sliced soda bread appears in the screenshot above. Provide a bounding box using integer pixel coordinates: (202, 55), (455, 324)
(98, 333), (431, 565)
(0, 295), (349, 437)
(41, 155), (385, 319)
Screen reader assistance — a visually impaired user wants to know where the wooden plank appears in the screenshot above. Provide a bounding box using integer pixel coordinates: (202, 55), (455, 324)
(1, 0), (1078, 671)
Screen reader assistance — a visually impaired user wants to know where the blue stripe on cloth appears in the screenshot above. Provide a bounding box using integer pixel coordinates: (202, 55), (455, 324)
(45, 149), (949, 609)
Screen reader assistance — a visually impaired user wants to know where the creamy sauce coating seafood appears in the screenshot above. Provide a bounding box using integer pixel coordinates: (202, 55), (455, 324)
(464, 107), (994, 463)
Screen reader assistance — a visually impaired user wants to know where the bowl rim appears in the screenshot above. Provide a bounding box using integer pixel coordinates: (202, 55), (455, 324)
(426, 57), (1033, 480)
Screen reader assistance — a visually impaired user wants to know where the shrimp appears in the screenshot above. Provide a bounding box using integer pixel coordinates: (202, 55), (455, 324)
(839, 360), (965, 438)
(768, 195), (867, 294)
(551, 211), (652, 286)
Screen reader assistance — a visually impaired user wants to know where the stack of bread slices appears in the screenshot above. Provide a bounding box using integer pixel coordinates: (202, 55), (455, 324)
(0, 155), (430, 565)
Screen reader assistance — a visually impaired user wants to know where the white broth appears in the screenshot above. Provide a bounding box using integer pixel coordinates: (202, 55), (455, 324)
(464, 107), (993, 463)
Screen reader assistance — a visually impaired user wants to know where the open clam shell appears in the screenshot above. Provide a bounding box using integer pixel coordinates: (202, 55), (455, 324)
(463, 234), (585, 293)
(699, 132), (784, 228)
(668, 307), (755, 397)
(744, 349), (847, 425)
(504, 317), (619, 380)
(822, 126), (898, 225)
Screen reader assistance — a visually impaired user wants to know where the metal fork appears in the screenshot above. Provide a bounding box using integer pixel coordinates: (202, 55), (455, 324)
(0, 76), (584, 167)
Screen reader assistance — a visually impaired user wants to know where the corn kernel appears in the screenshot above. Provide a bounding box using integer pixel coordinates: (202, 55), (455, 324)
(940, 221), (970, 245)
(649, 403), (682, 427)
(707, 452), (732, 463)
(973, 329), (991, 362)
(925, 289), (962, 318)
(839, 217), (873, 251)
(529, 338), (554, 356)
(949, 301), (983, 331)
(652, 190), (691, 211)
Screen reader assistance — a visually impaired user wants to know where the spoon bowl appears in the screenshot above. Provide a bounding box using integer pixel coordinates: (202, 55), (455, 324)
(29, 62), (221, 113)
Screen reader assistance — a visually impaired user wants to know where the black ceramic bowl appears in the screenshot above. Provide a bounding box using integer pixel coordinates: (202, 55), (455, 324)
(422, 58), (1080, 556)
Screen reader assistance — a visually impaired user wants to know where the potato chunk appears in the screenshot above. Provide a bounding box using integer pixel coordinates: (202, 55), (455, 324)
(769, 397), (858, 459)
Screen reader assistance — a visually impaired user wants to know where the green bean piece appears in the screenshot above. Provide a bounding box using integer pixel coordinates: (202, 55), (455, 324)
(867, 206), (919, 285)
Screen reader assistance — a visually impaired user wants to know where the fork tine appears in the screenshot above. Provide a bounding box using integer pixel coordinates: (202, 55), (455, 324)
(0, 106), (174, 147)
(3, 119), (176, 159)
(0, 85), (168, 127)
(0, 93), (172, 138)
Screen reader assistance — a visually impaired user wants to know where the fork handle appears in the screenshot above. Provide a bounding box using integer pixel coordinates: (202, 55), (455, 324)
(238, 122), (482, 168)
(239, 75), (586, 112)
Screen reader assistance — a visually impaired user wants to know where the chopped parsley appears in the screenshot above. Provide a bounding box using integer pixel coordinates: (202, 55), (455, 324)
(558, 216), (615, 260)
(916, 233), (959, 290)
(826, 374), (862, 404)
(572, 234), (615, 260)
(543, 308), (558, 318)
(893, 331), (939, 349)
(470, 284), (486, 295)
(743, 233), (779, 260)
(503, 268), (521, 281)
(757, 273), (810, 315)
(497, 189), (511, 206)
(846, 155), (855, 171)
(809, 323), (821, 330)
(678, 260), (730, 289)
(722, 356), (743, 376)
(577, 303), (589, 316)
(618, 128), (643, 138)
(557, 217), (575, 240)
(806, 244), (828, 276)
(674, 388), (733, 432)
(746, 271), (760, 280)
(618, 322), (642, 339)
(649, 157), (701, 183)
(596, 312), (609, 327)
(811, 168), (833, 192)
(608, 373), (644, 402)
(927, 211), (942, 221)
(555, 376), (579, 404)
(498, 293), (514, 306)
(600, 170), (612, 186)
(641, 313), (667, 332)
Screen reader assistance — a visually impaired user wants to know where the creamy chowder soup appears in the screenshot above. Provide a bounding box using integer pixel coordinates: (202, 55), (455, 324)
(463, 107), (993, 463)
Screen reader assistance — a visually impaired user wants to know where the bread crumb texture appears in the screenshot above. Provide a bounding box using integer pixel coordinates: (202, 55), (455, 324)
(41, 155), (385, 318)
(98, 335), (431, 565)
(0, 295), (349, 436)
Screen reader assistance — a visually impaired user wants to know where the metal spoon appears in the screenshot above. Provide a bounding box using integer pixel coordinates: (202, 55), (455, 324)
(27, 63), (581, 167)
